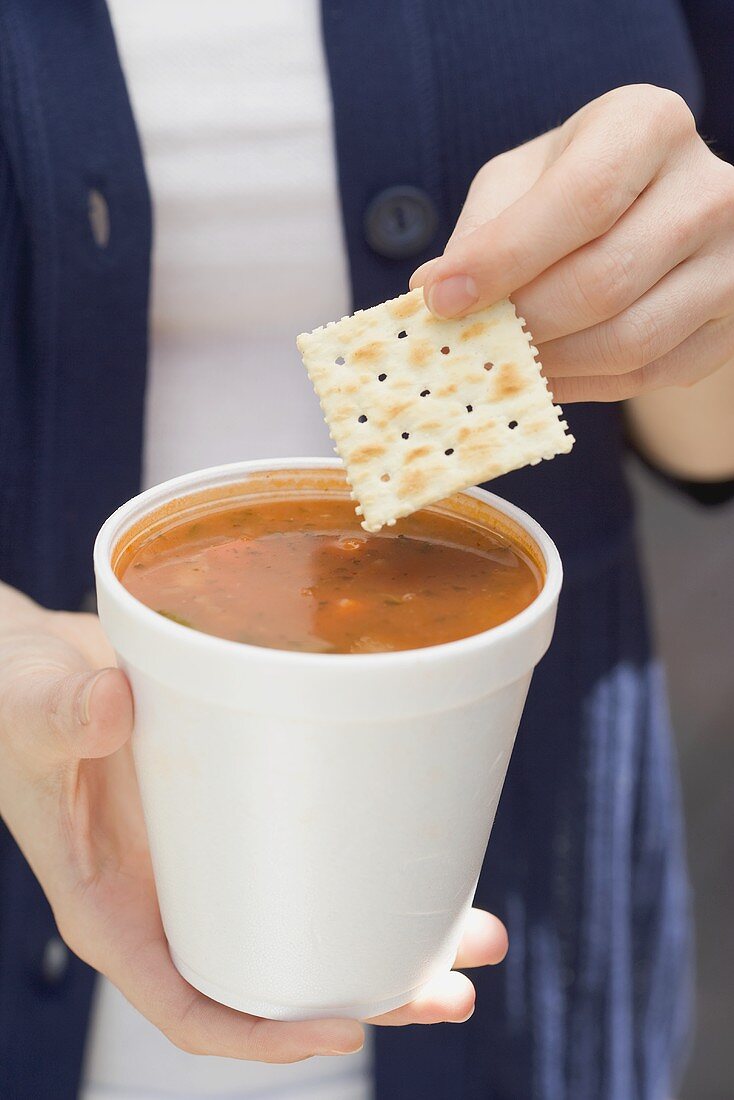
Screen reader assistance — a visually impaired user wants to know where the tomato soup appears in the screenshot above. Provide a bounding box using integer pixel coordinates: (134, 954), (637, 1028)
(117, 494), (542, 654)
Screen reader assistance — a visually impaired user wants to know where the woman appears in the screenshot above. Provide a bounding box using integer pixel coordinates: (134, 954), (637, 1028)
(0, 2), (732, 1098)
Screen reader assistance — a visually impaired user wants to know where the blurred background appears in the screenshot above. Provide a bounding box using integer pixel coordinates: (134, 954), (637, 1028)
(629, 459), (734, 1100)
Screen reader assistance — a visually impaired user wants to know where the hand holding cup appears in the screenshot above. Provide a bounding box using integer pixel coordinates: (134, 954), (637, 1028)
(0, 581), (507, 1061)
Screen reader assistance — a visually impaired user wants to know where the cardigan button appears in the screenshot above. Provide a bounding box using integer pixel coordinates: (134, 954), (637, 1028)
(364, 186), (437, 260)
(88, 188), (111, 248)
(40, 936), (70, 985)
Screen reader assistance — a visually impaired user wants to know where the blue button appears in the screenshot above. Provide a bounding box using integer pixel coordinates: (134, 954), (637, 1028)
(364, 186), (437, 260)
(88, 188), (110, 248)
(40, 936), (70, 985)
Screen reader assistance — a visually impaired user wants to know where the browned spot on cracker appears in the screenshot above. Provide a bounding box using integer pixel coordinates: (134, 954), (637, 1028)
(466, 434), (495, 454)
(353, 341), (384, 363)
(522, 417), (550, 434)
(388, 294), (423, 320)
(404, 446), (431, 464)
(494, 362), (523, 399)
(398, 468), (429, 497)
(459, 322), (486, 341)
(409, 340), (433, 367)
(436, 384), (457, 397)
(349, 445), (387, 464)
(385, 400), (414, 420)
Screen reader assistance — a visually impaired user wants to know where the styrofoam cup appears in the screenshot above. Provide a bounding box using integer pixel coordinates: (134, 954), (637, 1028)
(94, 459), (562, 1020)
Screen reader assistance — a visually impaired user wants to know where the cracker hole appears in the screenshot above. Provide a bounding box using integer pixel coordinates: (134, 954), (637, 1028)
(378, 373), (387, 381)
(484, 361), (494, 372)
(358, 414), (368, 423)
(508, 420), (518, 430)
(466, 404), (473, 413)
(440, 346), (450, 355)
(335, 356), (345, 365)
(420, 389), (431, 397)
(444, 448), (454, 456)
(401, 432), (410, 440)
(397, 330), (408, 339)
(380, 473), (391, 483)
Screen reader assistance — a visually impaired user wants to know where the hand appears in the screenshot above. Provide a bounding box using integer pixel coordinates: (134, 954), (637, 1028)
(0, 583), (508, 1062)
(411, 84), (734, 402)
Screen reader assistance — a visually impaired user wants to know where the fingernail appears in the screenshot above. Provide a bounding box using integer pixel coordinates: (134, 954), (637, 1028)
(77, 670), (107, 726)
(317, 1027), (365, 1056)
(323, 1038), (365, 1056)
(409, 258), (439, 289)
(427, 275), (478, 318)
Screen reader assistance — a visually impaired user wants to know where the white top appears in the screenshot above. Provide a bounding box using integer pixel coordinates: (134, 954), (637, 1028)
(81, 2), (371, 1097)
(128, 0), (347, 492)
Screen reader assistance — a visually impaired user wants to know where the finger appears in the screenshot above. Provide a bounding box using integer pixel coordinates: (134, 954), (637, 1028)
(548, 313), (734, 402)
(452, 908), (509, 969)
(514, 166), (708, 344)
(448, 133), (552, 247)
(367, 970), (475, 1026)
(49, 609), (118, 668)
(409, 134), (550, 290)
(130, 941), (364, 1062)
(409, 255), (441, 290)
(423, 92), (693, 317)
(540, 251), (730, 379)
(0, 634), (133, 766)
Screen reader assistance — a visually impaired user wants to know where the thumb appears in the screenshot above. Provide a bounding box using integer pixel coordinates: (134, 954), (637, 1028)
(1, 641), (133, 766)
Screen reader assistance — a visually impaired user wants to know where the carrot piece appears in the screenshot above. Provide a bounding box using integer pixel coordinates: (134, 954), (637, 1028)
(335, 597), (365, 613)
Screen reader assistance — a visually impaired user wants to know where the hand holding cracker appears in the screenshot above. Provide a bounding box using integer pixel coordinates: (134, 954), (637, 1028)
(411, 85), (734, 404)
(297, 290), (573, 531)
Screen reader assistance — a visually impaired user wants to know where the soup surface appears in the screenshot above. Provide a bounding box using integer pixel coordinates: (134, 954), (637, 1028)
(118, 494), (542, 653)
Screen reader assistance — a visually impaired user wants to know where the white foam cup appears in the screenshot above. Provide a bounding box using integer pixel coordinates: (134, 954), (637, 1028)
(94, 458), (562, 1021)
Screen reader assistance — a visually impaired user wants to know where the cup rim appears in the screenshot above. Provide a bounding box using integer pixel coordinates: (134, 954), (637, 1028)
(94, 458), (562, 667)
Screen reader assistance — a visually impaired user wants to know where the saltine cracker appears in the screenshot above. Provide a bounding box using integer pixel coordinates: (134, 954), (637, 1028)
(297, 289), (574, 531)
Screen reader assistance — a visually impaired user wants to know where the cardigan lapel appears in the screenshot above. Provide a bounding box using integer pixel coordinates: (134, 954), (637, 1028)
(0, 0), (151, 611)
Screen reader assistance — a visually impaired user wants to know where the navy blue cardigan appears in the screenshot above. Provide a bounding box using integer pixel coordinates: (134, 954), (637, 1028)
(0, 2), (730, 1098)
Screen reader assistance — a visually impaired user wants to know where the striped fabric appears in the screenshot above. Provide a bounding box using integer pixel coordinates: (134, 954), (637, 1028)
(376, 531), (693, 1099)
